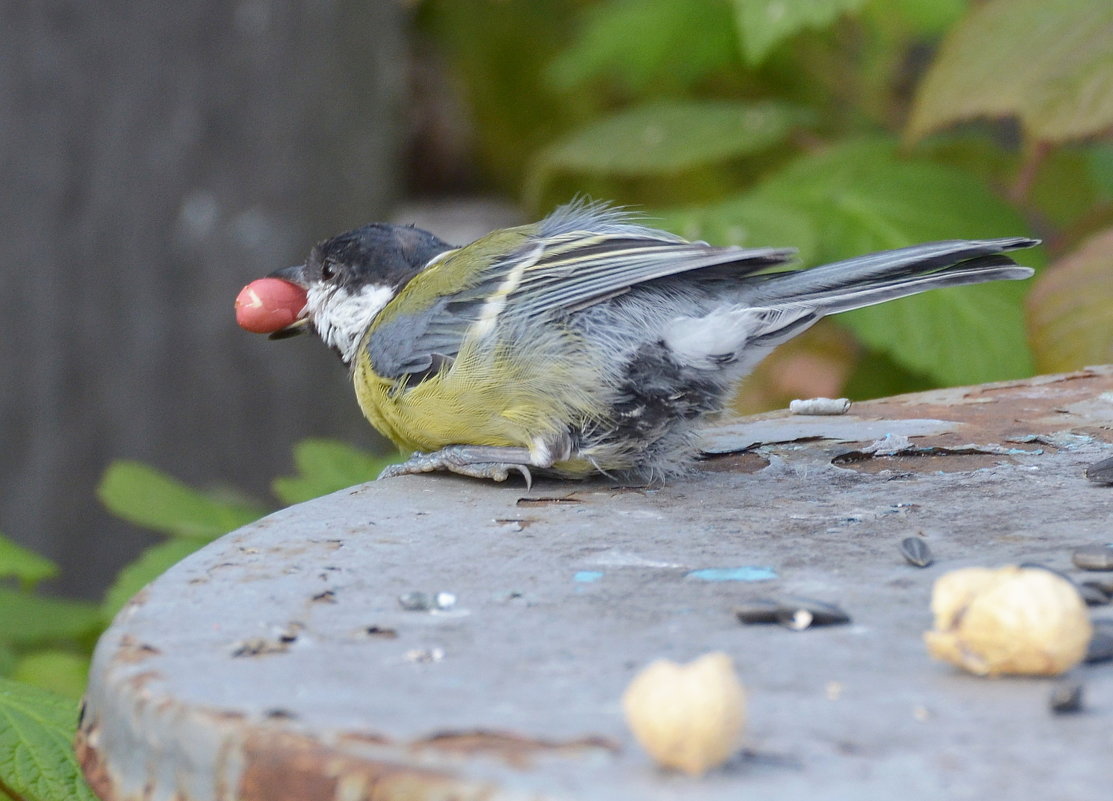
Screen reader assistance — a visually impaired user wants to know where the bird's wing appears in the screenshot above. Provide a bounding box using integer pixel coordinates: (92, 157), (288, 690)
(367, 226), (794, 383)
(458, 231), (795, 319)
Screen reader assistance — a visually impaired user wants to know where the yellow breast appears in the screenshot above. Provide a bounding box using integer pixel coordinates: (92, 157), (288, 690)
(351, 324), (606, 461)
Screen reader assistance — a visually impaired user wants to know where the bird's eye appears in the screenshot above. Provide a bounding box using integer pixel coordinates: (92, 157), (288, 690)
(321, 261), (337, 281)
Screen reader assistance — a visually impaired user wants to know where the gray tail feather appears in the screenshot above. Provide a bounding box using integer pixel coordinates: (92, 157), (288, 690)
(747, 237), (1038, 316)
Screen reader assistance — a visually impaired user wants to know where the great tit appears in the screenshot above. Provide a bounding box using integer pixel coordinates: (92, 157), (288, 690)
(266, 200), (1036, 485)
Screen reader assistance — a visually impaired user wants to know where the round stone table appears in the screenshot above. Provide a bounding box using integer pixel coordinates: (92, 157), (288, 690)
(78, 367), (1113, 800)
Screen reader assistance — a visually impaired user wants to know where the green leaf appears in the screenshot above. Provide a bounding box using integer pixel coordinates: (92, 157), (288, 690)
(97, 460), (266, 540)
(907, 0), (1113, 143)
(865, 0), (966, 35)
(842, 349), (937, 401)
(1027, 227), (1113, 373)
(849, 281), (1034, 386)
(0, 534), (57, 589)
(732, 0), (867, 65)
(529, 100), (809, 201)
(0, 590), (103, 648)
(1028, 146), (1109, 227)
(272, 439), (393, 506)
(1025, 48), (1113, 142)
(0, 678), (98, 801)
(100, 539), (203, 620)
(749, 138), (1039, 385)
(1088, 143), (1113, 202)
(10, 651), (89, 701)
(547, 0), (739, 94)
(651, 194), (820, 265)
(419, 0), (596, 192)
(0, 643), (15, 678)
(753, 139), (1036, 248)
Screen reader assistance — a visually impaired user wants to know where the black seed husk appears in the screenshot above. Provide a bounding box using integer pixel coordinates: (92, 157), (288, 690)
(1081, 577), (1113, 595)
(1049, 682), (1083, 714)
(734, 599), (782, 624)
(735, 596), (851, 629)
(776, 596), (851, 628)
(899, 536), (934, 567)
(1078, 581), (1112, 606)
(1085, 455), (1113, 484)
(1084, 625), (1113, 664)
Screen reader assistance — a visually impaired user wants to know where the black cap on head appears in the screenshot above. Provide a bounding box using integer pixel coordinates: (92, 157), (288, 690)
(307, 224), (455, 293)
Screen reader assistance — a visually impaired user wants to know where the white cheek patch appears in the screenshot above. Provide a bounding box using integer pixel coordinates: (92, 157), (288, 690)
(307, 283), (395, 363)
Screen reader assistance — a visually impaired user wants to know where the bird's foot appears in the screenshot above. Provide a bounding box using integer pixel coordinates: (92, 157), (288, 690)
(379, 445), (535, 489)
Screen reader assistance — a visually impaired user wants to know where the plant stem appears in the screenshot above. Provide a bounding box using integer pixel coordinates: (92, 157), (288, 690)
(1010, 138), (1052, 205)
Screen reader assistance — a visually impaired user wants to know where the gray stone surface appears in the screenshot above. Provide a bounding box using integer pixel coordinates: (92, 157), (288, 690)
(79, 368), (1113, 800)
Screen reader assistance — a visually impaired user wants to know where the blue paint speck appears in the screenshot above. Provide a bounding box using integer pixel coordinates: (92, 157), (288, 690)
(573, 570), (605, 583)
(686, 566), (778, 582)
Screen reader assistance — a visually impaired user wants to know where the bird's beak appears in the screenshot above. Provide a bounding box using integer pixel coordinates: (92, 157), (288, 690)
(266, 264), (311, 340)
(268, 263), (308, 286)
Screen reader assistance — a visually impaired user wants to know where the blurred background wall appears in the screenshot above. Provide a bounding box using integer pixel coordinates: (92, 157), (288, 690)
(0, 2), (408, 597)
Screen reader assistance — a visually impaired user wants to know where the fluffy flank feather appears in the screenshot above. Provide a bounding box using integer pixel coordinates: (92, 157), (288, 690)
(539, 198), (685, 242)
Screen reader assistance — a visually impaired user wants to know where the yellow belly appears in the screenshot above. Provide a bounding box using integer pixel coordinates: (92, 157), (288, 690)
(351, 327), (605, 462)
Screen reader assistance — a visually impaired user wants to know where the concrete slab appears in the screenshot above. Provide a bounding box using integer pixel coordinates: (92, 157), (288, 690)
(78, 367), (1113, 801)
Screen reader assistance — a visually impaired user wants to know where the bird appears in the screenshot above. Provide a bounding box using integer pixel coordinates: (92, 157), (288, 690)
(262, 200), (1037, 486)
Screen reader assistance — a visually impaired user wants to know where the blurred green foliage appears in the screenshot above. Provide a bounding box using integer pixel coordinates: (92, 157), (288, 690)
(96, 461), (267, 541)
(0, 439), (392, 694)
(420, 0), (1113, 402)
(0, 441), (393, 800)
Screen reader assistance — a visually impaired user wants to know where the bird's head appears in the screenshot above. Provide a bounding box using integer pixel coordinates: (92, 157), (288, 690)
(269, 223), (454, 363)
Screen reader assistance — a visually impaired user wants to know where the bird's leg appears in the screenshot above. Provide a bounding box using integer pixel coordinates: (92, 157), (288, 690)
(379, 445), (537, 489)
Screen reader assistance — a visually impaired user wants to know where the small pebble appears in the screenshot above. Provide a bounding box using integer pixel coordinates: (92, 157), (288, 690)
(1085, 455), (1113, 484)
(405, 647), (445, 663)
(899, 536), (934, 568)
(1071, 544), (1113, 571)
(399, 590), (457, 611)
(1049, 682), (1083, 714)
(398, 591), (436, 611)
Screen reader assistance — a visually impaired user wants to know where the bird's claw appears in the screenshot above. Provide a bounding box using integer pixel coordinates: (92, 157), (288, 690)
(379, 451), (533, 489)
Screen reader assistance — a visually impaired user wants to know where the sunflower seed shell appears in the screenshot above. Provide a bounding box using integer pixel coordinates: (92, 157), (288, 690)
(899, 537), (934, 568)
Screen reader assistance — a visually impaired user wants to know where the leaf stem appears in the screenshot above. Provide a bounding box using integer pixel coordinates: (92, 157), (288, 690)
(1010, 138), (1052, 205)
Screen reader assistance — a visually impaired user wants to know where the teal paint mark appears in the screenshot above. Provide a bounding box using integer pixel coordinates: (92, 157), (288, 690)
(573, 570), (605, 583)
(686, 566), (778, 582)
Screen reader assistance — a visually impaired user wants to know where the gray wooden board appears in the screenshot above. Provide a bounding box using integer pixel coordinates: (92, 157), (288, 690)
(79, 368), (1113, 801)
